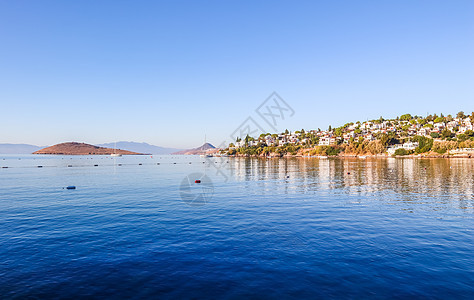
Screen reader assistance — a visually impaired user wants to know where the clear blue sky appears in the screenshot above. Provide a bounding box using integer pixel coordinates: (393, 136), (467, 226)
(0, 0), (473, 148)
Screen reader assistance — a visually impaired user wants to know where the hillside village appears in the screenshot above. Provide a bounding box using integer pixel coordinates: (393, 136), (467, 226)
(227, 112), (474, 157)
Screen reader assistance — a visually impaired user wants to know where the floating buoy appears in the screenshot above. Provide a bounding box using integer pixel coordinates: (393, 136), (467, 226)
(287, 176), (290, 178)
(94, 164), (98, 167)
(66, 186), (76, 190)
(139, 163), (142, 165)
(347, 172), (350, 175)
(157, 163), (160, 165)
(118, 164), (122, 166)
(67, 165), (72, 167)
(195, 180), (201, 183)
(37, 166), (43, 168)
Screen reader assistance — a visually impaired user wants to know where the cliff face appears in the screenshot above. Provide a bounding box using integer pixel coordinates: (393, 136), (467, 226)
(33, 142), (143, 155)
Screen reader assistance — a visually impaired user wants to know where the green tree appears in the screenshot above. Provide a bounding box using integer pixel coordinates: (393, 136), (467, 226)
(464, 130), (474, 138)
(457, 134), (468, 142)
(413, 136), (433, 153)
(457, 111), (465, 119)
(441, 129), (454, 139)
(400, 114), (412, 121)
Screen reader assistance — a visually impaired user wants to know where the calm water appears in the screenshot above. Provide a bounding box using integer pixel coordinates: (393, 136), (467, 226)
(0, 155), (473, 299)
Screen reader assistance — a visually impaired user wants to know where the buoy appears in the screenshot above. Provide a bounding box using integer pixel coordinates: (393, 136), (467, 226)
(37, 166), (43, 168)
(287, 176), (290, 178)
(139, 163), (142, 165)
(195, 180), (201, 183)
(347, 172), (350, 175)
(66, 186), (76, 190)
(67, 165), (72, 167)
(118, 164), (122, 166)
(94, 164), (98, 167)
(157, 163), (160, 165)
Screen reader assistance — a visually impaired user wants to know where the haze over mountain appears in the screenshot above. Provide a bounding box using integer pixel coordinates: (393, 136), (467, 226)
(0, 144), (43, 154)
(97, 142), (182, 155)
(173, 143), (216, 155)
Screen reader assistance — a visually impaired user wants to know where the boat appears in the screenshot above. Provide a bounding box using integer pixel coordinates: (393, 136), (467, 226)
(111, 142), (122, 157)
(359, 156), (367, 159)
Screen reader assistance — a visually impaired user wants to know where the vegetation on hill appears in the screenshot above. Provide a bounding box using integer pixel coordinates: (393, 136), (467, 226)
(224, 111), (474, 157)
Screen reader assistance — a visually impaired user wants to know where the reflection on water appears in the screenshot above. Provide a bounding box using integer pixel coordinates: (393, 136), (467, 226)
(1, 155), (473, 298)
(227, 157), (474, 212)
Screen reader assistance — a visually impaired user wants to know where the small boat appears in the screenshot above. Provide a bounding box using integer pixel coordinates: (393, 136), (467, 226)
(111, 142), (122, 157)
(359, 156), (367, 159)
(319, 156), (328, 159)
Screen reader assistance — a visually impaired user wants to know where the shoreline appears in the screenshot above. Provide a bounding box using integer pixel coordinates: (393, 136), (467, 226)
(225, 153), (473, 159)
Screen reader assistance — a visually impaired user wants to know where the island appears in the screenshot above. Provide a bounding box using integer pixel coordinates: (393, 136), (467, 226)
(33, 142), (144, 155)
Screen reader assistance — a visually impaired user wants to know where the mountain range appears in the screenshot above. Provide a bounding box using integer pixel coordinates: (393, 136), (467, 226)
(0, 144), (44, 154)
(97, 142), (182, 155)
(0, 141), (217, 155)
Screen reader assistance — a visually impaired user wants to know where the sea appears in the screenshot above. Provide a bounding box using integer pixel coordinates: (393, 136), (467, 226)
(0, 155), (473, 299)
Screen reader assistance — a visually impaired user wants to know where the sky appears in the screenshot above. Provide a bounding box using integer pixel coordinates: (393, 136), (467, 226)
(0, 0), (473, 148)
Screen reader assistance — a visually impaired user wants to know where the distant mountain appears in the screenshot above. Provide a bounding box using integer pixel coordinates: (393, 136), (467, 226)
(173, 143), (216, 155)
(33, 142), (143, 155)
(0, 143), (43, 154)
(97, 142), (182, 155)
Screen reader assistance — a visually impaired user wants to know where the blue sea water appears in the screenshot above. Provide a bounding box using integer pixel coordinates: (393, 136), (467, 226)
(0, 155), (473, 299)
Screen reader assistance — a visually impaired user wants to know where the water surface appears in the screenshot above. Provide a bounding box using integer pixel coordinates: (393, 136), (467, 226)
(0, 155), (473, 298)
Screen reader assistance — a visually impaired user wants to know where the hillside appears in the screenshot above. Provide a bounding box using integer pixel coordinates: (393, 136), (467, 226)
(33, 142), (143, 155)
(97, 141), (182, 155)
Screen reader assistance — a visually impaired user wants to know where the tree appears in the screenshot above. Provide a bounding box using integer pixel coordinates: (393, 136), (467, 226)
(284, 129), (289, 135)
(465, 130), (474, 138)
(457, 111), (465, 119)
(413, 136), (433, 153)
(430, 132), (440, 139)
(394, 148), (411, 156)
(245, 134), (250, 144)
(400, 114), (412, 121)
(380, 134), (389, 147)
(434, 117), (444, 123)
(457, 134), (468, 142)
(441, 129), (454, 139)
(328, 125), (332, 131)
